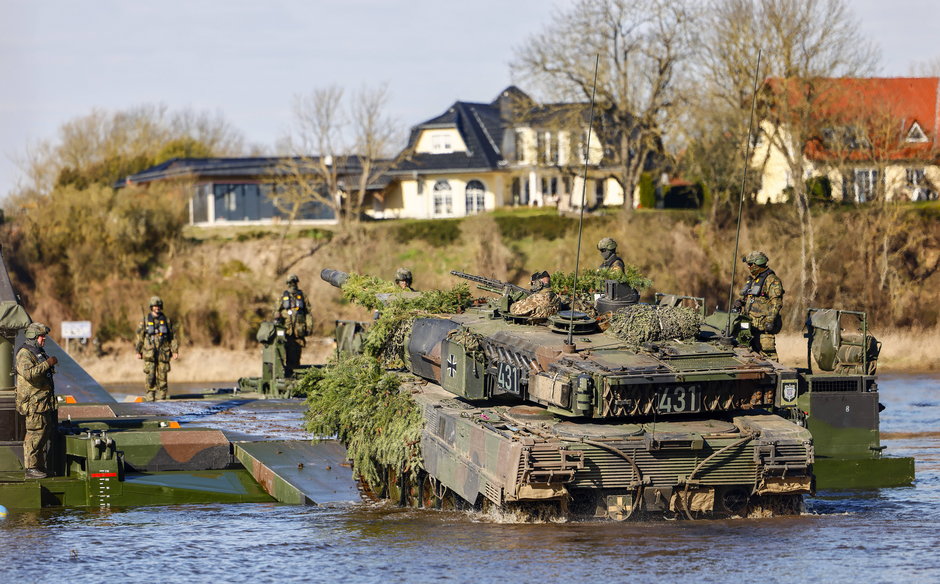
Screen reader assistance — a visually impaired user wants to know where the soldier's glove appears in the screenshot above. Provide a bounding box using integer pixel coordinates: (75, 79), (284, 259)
(46, 356), (58, 366)
(731, 298), (744, 312)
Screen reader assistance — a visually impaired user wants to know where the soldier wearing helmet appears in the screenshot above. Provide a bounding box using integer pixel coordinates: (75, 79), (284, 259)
(734, 251), (784, 360)
(135, 296), (180, 401)
(597, 237), (625, 273)
(394, 267), (415, 291)
(274, 274), (311, 375)
(510, 270), (559, 319)
(16, 322), (58, 479)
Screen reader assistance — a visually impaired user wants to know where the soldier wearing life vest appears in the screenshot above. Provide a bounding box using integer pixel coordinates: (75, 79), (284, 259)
(15, 322), (58, 479)
(273, 274), (311, 375)
(135, 296), (179, 401)
(597, 237), (626, 273)
(733, 251), (784, 360)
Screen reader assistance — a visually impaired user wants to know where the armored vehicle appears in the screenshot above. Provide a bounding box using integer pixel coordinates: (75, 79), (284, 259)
(317, 268), (892, 520)
(237, 320), (312, 397)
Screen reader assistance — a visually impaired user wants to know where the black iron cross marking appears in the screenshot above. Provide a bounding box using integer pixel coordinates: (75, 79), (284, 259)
(446, 354), (457, 377)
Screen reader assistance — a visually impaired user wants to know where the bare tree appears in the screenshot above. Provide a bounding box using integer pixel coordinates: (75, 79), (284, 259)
(272, 85), (402, 272)
(822, 84), (938, 318)
(10, 104), (244, 199)
(276, 85), (401, 223)
(908, 56), (940, 76)
(697, 0), (879, 319)
(512, 0), (696, 209)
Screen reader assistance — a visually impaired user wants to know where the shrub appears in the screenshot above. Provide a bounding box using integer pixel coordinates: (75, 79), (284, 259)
(393, 218), (463, 247)
(493, 213), (579, 241)
(296, 228), (334, 241)
(806, 176), (832, 205)
(638, 172), (657, 209)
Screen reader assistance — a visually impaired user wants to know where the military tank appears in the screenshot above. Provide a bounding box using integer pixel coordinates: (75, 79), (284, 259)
(313, 269), (827, 520)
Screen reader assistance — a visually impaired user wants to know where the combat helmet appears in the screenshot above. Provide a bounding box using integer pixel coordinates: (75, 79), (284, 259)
(743, 251), (769, 266)
(394, 267), (413, 284)
(286, 274), (300, 285)
(149, 296), (164, 308)
(24, 322), (50, 339)
(597, 237), (618, 251)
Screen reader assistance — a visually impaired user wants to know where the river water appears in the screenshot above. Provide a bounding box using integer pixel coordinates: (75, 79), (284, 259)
(1, 375), (938, 584)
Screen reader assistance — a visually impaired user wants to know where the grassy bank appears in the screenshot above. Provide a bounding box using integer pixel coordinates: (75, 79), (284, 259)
(6, 204), (940, 369)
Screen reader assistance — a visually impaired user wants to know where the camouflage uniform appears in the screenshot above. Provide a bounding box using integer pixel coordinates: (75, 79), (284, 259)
(274, 275), (311, 375)
(15, 323), (56, 477)
(510, 289), (559, 319)
(597, 238), (625, 273)
(135, 298), (179, 401)
(510, 271), (559, 319)
(738, 251), (784, 360)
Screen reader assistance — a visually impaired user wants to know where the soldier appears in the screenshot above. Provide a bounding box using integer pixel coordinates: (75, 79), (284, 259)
(15, 322), (58, 479)
(135, 296), (179, 401)
(394, 267), (416, 291)
(510, 271), (559, 319)
(597, 237), (626, 273)
(274, 274), (311, 375)
(734, 251), (784, 360)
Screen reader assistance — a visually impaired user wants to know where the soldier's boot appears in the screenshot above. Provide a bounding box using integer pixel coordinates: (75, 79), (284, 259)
(146, 390), (157, 402)
(25, 468), (47, 479)
(155, 363), (170, 400)
(759, 333), (778, 361)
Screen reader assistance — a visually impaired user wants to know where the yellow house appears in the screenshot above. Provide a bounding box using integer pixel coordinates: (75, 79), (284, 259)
(376, 87), (622, 219)
(753, 77), (940, 204)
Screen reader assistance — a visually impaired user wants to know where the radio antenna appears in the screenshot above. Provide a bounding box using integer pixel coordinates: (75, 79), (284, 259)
(568, 54), (600, 348)
(725, 49), (763, 336)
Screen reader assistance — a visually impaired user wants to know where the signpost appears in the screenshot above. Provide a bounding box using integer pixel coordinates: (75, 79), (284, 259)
(61, 320), (92, 354)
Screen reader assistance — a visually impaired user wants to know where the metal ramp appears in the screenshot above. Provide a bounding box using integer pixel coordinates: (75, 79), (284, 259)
(234, 440), (360, 505)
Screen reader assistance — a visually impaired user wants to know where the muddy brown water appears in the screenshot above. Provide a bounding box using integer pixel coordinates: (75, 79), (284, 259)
(1, 375), (938, 583)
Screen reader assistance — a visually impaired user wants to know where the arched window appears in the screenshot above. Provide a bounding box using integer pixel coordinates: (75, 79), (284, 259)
(433, 180), (453, 216)
(465, 180), (485, 214)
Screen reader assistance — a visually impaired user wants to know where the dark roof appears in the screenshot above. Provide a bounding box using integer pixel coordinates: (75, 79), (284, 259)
(389, 86), (594, 176)
(390, 99), (507, 175)
(116, 156), (385, 189)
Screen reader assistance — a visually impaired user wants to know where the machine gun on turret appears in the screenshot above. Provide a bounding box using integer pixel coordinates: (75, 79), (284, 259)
(449, 271), (531, 297)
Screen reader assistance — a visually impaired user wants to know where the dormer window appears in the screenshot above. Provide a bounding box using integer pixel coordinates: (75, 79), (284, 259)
(906, 122), (928, 143)
(431, 132), (453, 153)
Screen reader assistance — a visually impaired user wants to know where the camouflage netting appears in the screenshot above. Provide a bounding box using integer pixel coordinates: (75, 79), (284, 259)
(339, 273), (400, 310)
(447, 327), (485, 362)
(607, 304), (702, 345)
(298, 275), (477, 485)
(550, 267), (653, 294)
(350, 280), (475, 368)
(298, 355), (425, 485)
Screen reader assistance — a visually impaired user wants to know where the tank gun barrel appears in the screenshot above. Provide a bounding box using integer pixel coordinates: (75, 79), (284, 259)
(320, 269), (349, 289)
(450, 270), (530, 296)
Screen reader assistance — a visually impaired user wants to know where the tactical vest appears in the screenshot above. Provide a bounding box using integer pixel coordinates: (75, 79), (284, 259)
(280, 289), (306, 314)
(19, 342), (54, 386)
(600, 255), (625, 271)
(145, 312), (171, 344)
(742, 268), (775, 299)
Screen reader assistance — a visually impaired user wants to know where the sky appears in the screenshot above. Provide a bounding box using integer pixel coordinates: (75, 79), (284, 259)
(1, 0), (938, 199)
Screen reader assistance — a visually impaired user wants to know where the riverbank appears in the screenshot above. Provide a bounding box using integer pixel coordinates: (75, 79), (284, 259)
(75, 330), (939, 384)
(75, 337), (338, 384)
